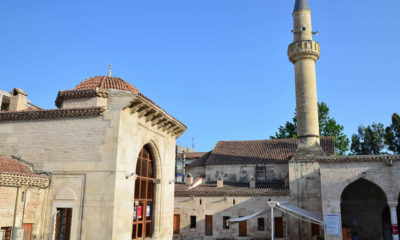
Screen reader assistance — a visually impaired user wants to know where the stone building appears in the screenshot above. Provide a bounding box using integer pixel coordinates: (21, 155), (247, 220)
(174, 0), (400, 240)
(174, 138), (334, 239)
(0, 75), (186, 240)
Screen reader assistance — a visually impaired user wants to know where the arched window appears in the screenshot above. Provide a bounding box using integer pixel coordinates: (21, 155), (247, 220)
(132, 145), (154, 239)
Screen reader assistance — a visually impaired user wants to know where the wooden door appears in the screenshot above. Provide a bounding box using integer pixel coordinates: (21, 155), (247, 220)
(205, 215), (212, 236)
(274, 217), (283, 238)
(23, 224), (33, 240)
(342, 227), (351, 240)
(173, 214), (180, 234)
(311, 223), (320, 236)
(55, 208), (72, 240)
(239, 217), (247, 237)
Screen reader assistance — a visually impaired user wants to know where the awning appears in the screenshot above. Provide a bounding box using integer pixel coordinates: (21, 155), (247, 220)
(227, 201), (323, 226)
(278, 201), (323, 225)
(227, 208), (270, 224)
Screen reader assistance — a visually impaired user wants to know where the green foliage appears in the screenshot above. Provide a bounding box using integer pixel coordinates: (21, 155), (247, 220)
(270, 102), (350, 155)
(384, 113), (400, 154)
(351, 123), (386, 155)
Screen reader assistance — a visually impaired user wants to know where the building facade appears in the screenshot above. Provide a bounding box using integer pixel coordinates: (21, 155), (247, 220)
(174, 0), (400, 240)
(0, 75), (186, 240)
(174, 137), (334, 239)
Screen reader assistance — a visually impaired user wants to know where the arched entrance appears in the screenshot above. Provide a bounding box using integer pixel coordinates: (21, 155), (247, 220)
(132, 145), (155, 239)
(341, 178), (391, 240)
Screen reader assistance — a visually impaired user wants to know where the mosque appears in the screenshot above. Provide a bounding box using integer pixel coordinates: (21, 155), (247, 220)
(174, 0), (400, 240)
(0, 0), (399, 240)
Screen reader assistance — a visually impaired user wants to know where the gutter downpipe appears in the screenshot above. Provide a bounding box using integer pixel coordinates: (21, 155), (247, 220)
(11, 187), (20, 240)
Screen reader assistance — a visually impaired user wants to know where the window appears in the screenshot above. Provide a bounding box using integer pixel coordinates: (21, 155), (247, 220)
(1, 227), (11, 240)
(55, 208), (72, 240)
(132, 145), (155, 239)
(274, 217), (283, 238)
(223, 216), (230, 229)
(255, 166), (266, 181)
(1, 96), (10, 111)
(190, 216), (196, 228)
(257, 218), (265, 231)
(205, 215), (213, 236)
(266, 166), (274, 180)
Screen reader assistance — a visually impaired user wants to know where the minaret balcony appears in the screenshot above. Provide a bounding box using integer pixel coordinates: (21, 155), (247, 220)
(288, 40), (320, 63)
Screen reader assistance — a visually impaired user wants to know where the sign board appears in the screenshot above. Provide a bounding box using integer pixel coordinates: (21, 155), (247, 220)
(325, 214), (341, 235)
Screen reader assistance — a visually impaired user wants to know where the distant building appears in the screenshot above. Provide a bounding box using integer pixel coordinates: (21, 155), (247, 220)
(175, 146), (205, 182)
(0, 88), (40, 112)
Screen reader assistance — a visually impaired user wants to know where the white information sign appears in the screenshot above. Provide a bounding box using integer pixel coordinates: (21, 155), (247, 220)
(326, 214), (341, 235)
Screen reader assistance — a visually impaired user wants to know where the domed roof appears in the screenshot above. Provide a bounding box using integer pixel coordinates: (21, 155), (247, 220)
(74, 76), (140, 93)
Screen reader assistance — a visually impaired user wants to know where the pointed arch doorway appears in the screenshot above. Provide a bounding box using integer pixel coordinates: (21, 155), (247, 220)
(132, 145), (155, 239)
(340, 178), (391, 240)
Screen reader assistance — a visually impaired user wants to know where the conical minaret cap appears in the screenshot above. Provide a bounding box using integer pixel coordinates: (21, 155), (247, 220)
(294, 0), (310, 11)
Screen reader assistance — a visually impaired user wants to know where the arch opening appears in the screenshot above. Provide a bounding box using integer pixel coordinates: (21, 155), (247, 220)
(132, 144), (156, 239)
(340, 178), (391, 240)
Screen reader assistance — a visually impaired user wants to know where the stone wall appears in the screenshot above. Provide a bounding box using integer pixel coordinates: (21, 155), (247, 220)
(61, 97), (107, 109)
(188, 166), (206, 179)
(205, 164), (288, 183)
(174, 195), (290, 240)
(0, 187), (47, 239)
(320, 161), (400, 240)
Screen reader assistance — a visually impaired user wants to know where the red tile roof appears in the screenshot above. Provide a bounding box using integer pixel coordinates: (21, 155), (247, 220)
(318, 155), (400, 163)
(0, 107), (105, 122)
(177, 152), (206, 159)
(175, 181), (289, 197)
(55, 89), (108, 108)
(189, 137), (334, 167)
(74, 76), (140, 93)
(0, 156), (50, 187)
(0, 156), (36, 176)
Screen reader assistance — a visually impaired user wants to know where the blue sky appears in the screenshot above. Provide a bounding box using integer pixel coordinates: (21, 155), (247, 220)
(1, 0), (399, 152)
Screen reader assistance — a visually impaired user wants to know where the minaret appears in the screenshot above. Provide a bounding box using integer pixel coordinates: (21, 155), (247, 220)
(287, 1), (325, 238)
(288, 0), (324, 156)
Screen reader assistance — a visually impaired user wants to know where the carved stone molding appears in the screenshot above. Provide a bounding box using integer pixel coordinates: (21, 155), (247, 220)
(125, 94), (187, 138)
(288, 40), (320, 63)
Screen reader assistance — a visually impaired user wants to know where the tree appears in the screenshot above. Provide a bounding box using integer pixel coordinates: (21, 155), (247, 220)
(384, 113), (400, 154)
(271, 102), (350, 155)
(351, 123), (386, 155)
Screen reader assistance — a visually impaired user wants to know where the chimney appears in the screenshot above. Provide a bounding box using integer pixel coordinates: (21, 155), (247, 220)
(217, 176), (223, 188)
(249, 175), (256, 188)
(186, 173), (193, 185)
(9, 88), (27, 111)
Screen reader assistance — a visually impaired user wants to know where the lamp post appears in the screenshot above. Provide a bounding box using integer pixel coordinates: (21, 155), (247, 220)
(268, 201), (278, 240)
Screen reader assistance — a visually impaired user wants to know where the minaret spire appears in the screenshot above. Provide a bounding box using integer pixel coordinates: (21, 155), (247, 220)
(288, 0), (325, 156)
(294, 0), (310, 11)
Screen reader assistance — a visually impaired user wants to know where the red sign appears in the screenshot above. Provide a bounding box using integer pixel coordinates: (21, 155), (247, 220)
(138, 205), (143, 219)
(392, 225), (399, 235)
